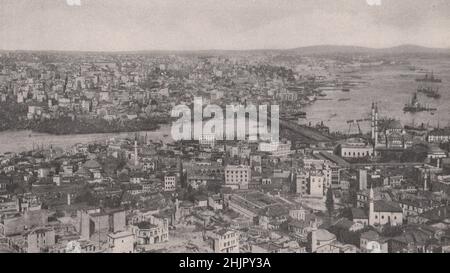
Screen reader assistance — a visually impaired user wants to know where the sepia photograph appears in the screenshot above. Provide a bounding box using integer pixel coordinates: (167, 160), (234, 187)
(0, 0), (450, 260)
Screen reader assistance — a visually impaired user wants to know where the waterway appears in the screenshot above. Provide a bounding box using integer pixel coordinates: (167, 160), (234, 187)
(1, 58), (449, 154)
(304, 59), (450, 133)
(0, 125), (173, 154)
(0, 117), (255, 154)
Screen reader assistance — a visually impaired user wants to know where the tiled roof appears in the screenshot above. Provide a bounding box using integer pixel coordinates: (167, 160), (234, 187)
(361, 230), (380, 241)
(351, 208), (368, 220)
(374, 200), (403, 213)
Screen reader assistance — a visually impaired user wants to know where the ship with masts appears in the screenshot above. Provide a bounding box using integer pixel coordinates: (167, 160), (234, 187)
(417, 86), (441, 99)
(403, 93), (437, 113)
(416, 71), (442, 83)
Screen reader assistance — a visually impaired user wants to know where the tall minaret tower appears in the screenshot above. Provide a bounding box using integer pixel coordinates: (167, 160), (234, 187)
(134, 134), (138, 166)
(374, 103), (379, 147)
(371, 102), (376, 141)
(368, 186), (375, 226)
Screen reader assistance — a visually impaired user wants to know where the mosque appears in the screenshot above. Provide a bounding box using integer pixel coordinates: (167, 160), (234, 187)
(339, 103), (414, 159)
(371, 102), (414, 150)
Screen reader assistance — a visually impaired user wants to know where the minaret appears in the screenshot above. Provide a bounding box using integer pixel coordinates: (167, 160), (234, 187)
(134, 134), (138, 166)
(368, 186), (375, 226)
(309, 226), (318, 253)
(374, 103), (379, 147)
(371, 102), (376, 141)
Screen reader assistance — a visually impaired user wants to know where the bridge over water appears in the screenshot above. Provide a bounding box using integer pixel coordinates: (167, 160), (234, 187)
(280, 119), (333, 143)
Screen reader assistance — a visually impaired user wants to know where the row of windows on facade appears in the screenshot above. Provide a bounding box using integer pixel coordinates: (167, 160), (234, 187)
(222, 240), (237, 247)
(374, 215), (398, 220)
(226, 170), (249, 173)
(343, 151), (372, 157)
(223, 233), (236, 239)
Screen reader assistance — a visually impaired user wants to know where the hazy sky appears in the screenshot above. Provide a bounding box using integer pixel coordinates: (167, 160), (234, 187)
(1, 0), (450, 51)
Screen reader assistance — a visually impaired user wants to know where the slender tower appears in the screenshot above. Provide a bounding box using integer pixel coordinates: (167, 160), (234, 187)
(371, 102), (376, 141)
(134, 134), (138, 166)
(374, 103), (379, 147)
(368, 186), (375, 226)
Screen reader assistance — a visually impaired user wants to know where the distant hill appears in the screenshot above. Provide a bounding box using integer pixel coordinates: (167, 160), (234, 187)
(286, 44), (450, 55)
(2, 44), (450, 56)
(377, 44), (450, 54)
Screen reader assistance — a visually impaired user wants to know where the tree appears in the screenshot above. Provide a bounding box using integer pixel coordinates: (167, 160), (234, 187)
(382, 224), (403, 237)
(326, 188), (335, 217)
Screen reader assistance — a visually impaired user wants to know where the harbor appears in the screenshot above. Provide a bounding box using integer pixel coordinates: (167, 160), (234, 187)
(303, 61), (450, 133)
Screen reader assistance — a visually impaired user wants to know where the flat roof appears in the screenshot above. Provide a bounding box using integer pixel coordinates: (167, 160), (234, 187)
(108, 231), (133, 239)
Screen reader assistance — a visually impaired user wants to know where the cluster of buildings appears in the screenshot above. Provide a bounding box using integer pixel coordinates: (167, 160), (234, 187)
(0, 52), (450, 254)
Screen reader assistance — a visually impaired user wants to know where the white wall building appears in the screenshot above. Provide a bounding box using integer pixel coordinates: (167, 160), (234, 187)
(225, 165), (251, 190)
(107, 231), (135, 253)
(164, 175), (176, 192)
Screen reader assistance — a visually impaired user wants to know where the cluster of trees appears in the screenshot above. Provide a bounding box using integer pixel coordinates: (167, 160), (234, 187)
(326, 188), (335, 217)
(0, 102), (28, 131)
(379, 146), (428, 163)
(179, 185), (208, 203)
(32, 116), (162, 135)
(74, 185), (98, 206)
(381, 224), (403, 237)
(100, 156), (127, 178)
(329, 225), (372, 247)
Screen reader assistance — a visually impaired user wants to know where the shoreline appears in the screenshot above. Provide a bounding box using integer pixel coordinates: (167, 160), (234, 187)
(29, 124), (162, 136)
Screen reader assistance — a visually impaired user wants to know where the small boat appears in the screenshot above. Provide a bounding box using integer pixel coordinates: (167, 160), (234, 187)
(416, 71), (442, 83)
(417, 86), (441, 99)
(403, 93), (437, 113)
(338, 98), (351, 102)
(342, 88), (350, 92)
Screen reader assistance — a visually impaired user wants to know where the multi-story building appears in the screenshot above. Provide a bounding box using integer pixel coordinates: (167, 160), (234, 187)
(199, 133), (216, 147)
(295, 170), (328, 197)
(107, 231), (135, 253)
(207, 229), (240, 253)
(129, 214), (169, 245)
(186, 162), (224, 189)
(0, 198), (19, 215)
(77, 209), (126, 240)
(26, 227), (56, 253)
(164, 175), (176, 192)
(225, 165), (251, 190)
(309, 171), (325, 197)
(339, 138), (374, 159)
(428, 128), (450, 143)
(258, 141), (292, 157)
